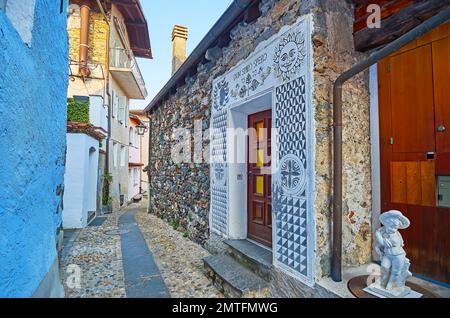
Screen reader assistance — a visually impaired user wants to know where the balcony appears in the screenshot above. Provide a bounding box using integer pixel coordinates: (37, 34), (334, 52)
(110, 48), (148, 99)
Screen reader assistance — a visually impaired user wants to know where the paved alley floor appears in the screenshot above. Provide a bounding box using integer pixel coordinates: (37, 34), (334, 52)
(60, 202), (222, 298)
(135, 207), (223, 298)
(119, 208), (170, 298)
(60, 209), (126, 298)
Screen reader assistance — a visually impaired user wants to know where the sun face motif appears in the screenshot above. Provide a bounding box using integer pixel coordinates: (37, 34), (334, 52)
(274, 31), (306, 81)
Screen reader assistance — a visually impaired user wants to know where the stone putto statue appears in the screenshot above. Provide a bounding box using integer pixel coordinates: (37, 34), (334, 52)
(369, 210), (416, 298)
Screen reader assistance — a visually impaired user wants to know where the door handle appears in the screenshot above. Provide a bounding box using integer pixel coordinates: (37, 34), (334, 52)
(437, 125), (446, 133)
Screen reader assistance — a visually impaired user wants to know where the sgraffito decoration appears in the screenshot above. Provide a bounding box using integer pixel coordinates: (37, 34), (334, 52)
(210, 17), (314, 284)
(274, 31), (307, 81)
(213, 79), (230, 112)
(279, 154), (306, 196)
(275, 76), (310, 279)
(210, 109), (228, 235)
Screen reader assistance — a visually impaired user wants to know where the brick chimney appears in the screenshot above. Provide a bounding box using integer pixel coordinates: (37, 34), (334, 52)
(172, 25), (188, 75)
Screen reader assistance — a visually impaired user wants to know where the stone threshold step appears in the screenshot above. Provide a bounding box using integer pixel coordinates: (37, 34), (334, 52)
(203, 254), (270, 298)
(224, 240), (273, 282)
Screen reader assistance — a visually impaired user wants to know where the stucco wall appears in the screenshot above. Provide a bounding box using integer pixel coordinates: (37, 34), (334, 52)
(109, 75), (130, 210)
(128, 168), (141, 201)
(129, 143), (141, 164)
(0, 0), (68, 297)
(63, 134), (99, 229)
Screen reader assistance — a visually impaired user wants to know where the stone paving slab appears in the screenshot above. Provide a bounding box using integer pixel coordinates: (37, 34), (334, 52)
(119, 209), (170, 298)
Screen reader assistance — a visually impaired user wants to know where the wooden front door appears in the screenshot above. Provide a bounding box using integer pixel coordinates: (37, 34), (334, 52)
(248, 110), (272, 247)
(378, 23), (450, 283)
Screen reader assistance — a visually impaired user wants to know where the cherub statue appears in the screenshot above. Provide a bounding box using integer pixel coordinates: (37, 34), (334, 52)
(374, 210), (412, 295)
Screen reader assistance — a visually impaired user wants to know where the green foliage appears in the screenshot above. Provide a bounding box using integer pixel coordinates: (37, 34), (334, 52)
(171, 220), (180, 231)
(67, 98), (89, 123)
(102, 173), (113, 205)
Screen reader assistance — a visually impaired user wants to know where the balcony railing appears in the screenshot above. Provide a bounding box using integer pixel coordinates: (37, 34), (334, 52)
(110, 48), (148, 98)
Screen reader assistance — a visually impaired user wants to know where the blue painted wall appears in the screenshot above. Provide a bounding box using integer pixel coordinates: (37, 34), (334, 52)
(0, 0), (68, 297)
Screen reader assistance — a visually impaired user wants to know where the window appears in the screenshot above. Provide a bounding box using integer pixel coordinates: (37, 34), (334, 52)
(0, 0), (7, 11)
(120, 146), (126, 167)
(113, 143), (118, 167)
(133, 168), (139, 186)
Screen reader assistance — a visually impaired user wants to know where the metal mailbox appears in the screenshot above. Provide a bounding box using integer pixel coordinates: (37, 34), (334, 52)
(438, 176), (450, 208)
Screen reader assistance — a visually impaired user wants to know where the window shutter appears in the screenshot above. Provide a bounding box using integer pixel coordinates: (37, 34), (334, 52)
(120, 146), (126, 166)
(116, 95), (121, 119)
(112, 90), (119, 118)
(125, 102), (129, 127)
(118, 96), (126, 124)
(113, 143), (118, 167)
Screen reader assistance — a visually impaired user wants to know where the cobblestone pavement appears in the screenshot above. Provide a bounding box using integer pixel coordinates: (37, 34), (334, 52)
(60, 202), (221, 298)
(60, 210), (126, 298)
(134, 206), (223, 298)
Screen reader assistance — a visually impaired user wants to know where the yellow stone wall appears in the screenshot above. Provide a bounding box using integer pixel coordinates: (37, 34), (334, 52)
(67, 2), (109, 97)
(67, 6), (109, 66)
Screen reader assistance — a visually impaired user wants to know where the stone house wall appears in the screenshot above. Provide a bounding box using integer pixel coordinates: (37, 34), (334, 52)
(149, 0), (372, 285)
(310, 0), (372, 278)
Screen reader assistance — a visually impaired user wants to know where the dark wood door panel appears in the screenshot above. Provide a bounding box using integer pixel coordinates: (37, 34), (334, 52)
(378, 26), (450, 283)
(248, 110), (272, 247)
(433, 37), (450, 154)
(390, 44), (435, 154)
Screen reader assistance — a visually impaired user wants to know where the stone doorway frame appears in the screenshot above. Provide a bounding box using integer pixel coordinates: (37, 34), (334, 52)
(227, 92), (273, 241)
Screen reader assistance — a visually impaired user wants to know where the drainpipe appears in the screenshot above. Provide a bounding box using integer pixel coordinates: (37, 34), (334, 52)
(331, 7), (450, 282)
(79, 0), (91, 77)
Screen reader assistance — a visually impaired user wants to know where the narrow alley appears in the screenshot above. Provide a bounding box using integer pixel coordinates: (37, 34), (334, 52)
(60, 201), (223, 298)
(2, 0), (450, 303)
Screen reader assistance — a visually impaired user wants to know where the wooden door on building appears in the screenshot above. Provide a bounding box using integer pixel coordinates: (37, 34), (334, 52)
(378, 23), (450, 283)
(248, 110), (272, 247)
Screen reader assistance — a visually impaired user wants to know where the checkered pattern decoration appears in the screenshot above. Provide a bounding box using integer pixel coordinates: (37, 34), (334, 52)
(210, 109), (228, 235)
(274, 76), (310, 279)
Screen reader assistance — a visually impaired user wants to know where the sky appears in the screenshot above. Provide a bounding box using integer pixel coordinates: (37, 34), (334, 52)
(130, 0), (234, 110)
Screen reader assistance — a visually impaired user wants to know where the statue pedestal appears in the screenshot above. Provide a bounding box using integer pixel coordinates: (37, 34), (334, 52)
(364, 283), (423, 298)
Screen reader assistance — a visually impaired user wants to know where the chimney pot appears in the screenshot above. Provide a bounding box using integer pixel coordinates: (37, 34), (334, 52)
(172, 25), (188, 75)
